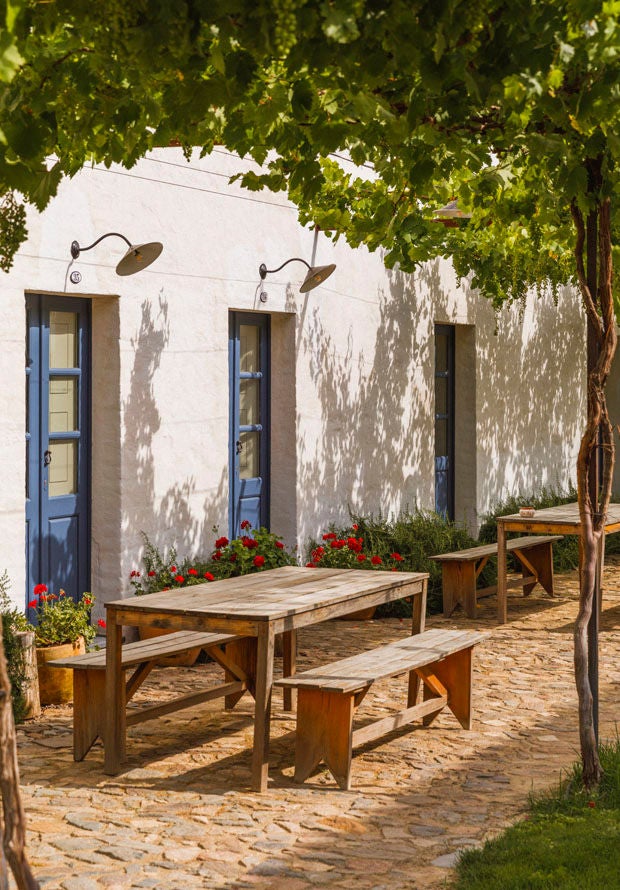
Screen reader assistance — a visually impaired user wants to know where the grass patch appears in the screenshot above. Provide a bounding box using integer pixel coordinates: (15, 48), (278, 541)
(452, 736), (620, 890)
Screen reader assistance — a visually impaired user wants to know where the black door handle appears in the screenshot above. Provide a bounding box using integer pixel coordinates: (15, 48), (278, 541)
(235, 440), (243, 455)
(43, 450), (52, 467)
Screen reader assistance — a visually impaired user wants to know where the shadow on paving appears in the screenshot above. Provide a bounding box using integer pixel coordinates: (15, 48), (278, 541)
(17, 583), (620, 890)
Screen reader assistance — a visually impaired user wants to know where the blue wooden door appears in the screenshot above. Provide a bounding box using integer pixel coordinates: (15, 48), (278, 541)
(229, 313), (270, 537)
(25, 295), (91, 605)
(435, 324), (455, 519)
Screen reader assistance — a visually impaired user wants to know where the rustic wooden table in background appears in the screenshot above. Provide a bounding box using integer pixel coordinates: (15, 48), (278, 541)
(104, 566), (428, 791)
(496, 502), (620, 622)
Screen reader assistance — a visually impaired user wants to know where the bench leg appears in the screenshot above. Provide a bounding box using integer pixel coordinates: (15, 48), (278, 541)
(294, 689), (354, 791)
(73, 670), (106, 761)
(432, 647), (474, 729)
(442, 562), (477, 618)
(222, 638), (257, 709)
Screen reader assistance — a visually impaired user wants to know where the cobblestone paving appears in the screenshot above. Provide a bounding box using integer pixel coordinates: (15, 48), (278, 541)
(16, 564), (620, 889)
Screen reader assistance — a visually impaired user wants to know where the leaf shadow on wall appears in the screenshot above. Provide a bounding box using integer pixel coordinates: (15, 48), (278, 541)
(295, 257), (585, 552)
(121, 296), (228, 587)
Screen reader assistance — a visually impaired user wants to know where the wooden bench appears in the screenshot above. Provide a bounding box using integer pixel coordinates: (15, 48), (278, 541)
(275, 628), (483, 790)
(49, 630), (253, 761)
(430, 535), (563, 618)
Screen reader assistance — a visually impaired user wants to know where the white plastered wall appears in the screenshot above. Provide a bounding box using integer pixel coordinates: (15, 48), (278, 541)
(0, 147), (586, 611)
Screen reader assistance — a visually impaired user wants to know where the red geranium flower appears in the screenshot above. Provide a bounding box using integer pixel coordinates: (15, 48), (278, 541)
(148, 570), (156, 577)
(347, 537), (362, 552)
(215, 536), (229, 548)
(357, 554), (367, 562)
(275, 540), (284, 549)
(229, 553), (237, 562)
(322, 532), (337, 540)
(242, 536), (259, 549)
(83, 596), (92, 605)
(187, 568), (198, 576)
(391, 553), (404, 561)
(204, 572), (215, 581)
(33, 583), (47, 595)
(351, 524), (359, 531)
(240, 519), (251, 530)
(170, 565), (177, 573)
(371, 555), (382, 565)
(212, 551), (221, 561)
(330, 539), (346, 550)
(28, 600), (37, 609)
(306, 562), (317, 568)
(174, 574), (185, 584)
(130, 570), (141, 578)
(97, 619), (106, 628)
(253, 555), (265, 568)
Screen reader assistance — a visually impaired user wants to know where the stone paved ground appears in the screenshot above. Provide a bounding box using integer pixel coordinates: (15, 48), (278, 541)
(15, 563), (620, 890)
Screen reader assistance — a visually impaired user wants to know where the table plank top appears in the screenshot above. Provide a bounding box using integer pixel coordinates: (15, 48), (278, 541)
(497, 501), (620, 529)
(105, 566), (428, 622)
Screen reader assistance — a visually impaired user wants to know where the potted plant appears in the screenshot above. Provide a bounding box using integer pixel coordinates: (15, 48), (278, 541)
(29, 585), (99, 705)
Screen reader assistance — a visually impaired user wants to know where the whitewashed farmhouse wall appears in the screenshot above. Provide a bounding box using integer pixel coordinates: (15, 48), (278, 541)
(0, 148), (587, 612)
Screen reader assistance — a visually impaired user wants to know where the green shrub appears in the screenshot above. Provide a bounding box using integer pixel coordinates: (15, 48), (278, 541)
(307, 509), (479, 615)
(0, 571), (29, 723)
(478, 485), (580, 573)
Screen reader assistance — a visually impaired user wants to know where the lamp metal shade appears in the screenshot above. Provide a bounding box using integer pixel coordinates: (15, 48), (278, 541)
(115, 241), (163, 276)
(299, 263), (336, 293)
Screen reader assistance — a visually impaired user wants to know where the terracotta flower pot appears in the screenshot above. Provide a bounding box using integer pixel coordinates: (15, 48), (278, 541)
(36, 637), (85, 705)
(137, 625), (201, 666)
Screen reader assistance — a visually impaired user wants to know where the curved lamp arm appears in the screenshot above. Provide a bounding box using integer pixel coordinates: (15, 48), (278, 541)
(71, 232), (132, 259)
(259, 257), (311, 279)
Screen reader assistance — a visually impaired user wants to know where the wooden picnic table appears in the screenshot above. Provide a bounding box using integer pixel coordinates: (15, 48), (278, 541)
(496, 501), (620, 623)
(104, 565), (428, 791)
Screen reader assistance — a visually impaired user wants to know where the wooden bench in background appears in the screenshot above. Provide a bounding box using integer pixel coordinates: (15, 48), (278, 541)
(49, 630), (252, 761)
(276, 628), (483, 790)
(430, 535), (563, 618)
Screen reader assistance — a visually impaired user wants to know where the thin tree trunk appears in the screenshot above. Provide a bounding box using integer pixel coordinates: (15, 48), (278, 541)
(0, 622), (39, 889)
(571, 193), (616, 788)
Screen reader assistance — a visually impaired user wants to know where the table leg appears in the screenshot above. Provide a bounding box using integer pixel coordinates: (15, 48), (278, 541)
(251, 622), (275, 792)
(104, 617), (125, 775)
(282, 629), (297, 712)
(408, 581), (427, 705)
(497, 522), (507, 623)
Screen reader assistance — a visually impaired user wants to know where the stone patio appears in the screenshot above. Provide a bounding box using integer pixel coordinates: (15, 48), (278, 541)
(16, 562), (620, 889)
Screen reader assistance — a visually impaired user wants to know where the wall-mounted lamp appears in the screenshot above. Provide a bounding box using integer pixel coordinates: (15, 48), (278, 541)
(433, 200), (472, 228)
(259, 257), (336, 293)
(70, 232), (163, 276)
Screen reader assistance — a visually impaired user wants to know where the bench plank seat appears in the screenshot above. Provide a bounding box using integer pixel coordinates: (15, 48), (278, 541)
(275, 628), (484, 789)
(430, 535), (563, 618)
(49, 630), (251, 761)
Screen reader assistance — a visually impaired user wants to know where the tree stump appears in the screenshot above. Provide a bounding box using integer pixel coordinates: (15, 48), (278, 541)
(15, 633), (39, 720)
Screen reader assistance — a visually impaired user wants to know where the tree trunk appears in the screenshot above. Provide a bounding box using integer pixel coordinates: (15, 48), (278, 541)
(571, 191), (616, 788)
(0, 623), (39, 889)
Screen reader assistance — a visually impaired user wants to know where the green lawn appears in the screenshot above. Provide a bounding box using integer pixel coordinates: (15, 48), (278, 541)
(452, 737), (620, 890)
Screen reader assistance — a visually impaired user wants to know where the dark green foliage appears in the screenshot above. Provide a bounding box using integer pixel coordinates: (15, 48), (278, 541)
(453, 736), (620, 889)
(0, 570), (29, 724)
(478, 486), (580, 573)
(308, 509), (479, 615)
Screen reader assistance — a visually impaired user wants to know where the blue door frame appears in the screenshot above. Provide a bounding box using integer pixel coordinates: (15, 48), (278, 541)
(25, 295), (91, 607)
(435, 324), (455, 519)
(229, 312), (270, 537)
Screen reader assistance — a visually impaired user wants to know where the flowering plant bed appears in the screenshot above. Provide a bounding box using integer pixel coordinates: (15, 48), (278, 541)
(130, 524), (295, 595)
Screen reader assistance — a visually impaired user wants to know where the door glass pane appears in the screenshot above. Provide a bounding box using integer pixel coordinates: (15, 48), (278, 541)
(239, 431), (260, 479)
(49, 440), (77, 496)
(239, 379), (260, 426)
(435, 376), (448, 416)
(240, 325), (260, 373)
(50, 311), (78, 369)
(435, 333), (448, 372)
(49, 378), (77, 432)
(435, 419), (447, 457)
